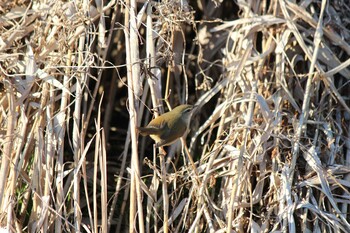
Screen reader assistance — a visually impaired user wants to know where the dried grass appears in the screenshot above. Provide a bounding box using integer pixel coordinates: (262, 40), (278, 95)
(1, 0), (350, 232)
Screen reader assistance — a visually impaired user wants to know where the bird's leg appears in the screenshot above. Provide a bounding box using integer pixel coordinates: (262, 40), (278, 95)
(153, 144), (167, 156)
(180, 138), (200, 183)
(159, 146), (167, 156)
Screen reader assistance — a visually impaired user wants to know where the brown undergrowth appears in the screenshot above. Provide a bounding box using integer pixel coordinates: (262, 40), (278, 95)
(1, 0), (350, 232)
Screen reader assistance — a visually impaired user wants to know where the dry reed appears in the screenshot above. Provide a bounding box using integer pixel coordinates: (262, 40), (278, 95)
(1, 0), (350, 232)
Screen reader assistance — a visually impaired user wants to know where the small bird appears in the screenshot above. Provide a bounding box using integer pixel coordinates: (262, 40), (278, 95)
(138, 104), (193, 147)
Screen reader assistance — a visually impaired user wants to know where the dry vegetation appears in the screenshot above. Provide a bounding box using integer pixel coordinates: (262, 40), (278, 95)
(1, 0), (350, 232)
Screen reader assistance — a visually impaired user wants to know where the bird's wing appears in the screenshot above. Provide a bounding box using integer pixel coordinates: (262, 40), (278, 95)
(138, 120), (167, 136)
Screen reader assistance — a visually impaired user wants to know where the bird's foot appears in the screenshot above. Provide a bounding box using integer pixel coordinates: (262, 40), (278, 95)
(159, 147), (167, 156)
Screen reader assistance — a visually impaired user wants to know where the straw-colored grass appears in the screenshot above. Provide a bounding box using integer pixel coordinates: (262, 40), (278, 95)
(1, 0), (350, 232)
